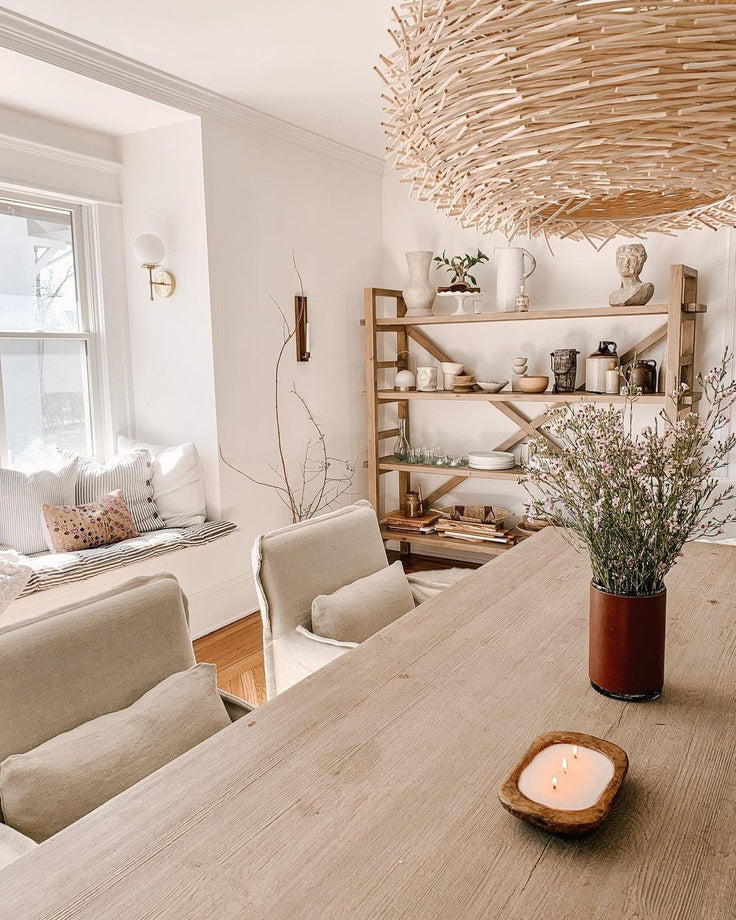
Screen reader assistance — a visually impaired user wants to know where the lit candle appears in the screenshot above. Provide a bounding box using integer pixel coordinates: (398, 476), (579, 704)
(518, 744), (614, 811)
(305, 322), (311, 354)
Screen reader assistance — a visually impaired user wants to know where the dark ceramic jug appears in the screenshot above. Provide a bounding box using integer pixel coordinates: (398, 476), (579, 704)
(625, 359), (657, 394)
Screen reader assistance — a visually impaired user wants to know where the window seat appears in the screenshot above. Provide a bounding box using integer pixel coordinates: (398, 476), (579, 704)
(17, 521), (237, 597)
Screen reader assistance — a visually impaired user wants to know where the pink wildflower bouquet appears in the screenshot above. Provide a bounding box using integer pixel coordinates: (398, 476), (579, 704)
(523, 352), (736, 597)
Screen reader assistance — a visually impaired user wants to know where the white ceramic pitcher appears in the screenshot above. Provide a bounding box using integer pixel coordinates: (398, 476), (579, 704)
(495, 247), (536, 312)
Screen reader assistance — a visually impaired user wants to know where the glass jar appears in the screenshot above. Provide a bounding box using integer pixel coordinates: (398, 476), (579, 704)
(393, 418), (411, 462)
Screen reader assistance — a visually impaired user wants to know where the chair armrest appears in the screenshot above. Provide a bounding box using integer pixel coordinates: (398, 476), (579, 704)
(218, 689), (254, 721)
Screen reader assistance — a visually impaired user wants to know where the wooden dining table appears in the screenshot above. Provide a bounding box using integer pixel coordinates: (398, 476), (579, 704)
(1, 529), (734, 920)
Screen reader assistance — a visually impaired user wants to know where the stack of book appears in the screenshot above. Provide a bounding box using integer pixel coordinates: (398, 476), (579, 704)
(383, 509), (441, 535)
(434, 518), (517, 545)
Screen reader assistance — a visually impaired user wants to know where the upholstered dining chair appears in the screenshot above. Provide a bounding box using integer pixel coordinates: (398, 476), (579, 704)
(252, 500), (473, 700)
(253, 501), (390, 700)
(0, 572), (250, 864)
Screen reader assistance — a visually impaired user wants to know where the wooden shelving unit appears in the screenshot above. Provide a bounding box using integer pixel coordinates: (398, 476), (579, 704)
(364, 264), (706, 560)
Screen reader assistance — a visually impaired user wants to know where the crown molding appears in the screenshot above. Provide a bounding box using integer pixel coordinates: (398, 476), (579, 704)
(0, 9), (385, 175)
(0, 132), (122, 175)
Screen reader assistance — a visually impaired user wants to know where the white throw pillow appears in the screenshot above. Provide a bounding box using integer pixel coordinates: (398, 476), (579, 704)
(76, 449), (165, 533)
(118, 437), (206, 527)
(310, 560), (416, 644)
(0, 458), (79, 554)
(0, 551), (33, 614)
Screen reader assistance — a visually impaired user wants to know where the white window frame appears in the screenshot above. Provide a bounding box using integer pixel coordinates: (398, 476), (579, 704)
(0, 188), (109, 466)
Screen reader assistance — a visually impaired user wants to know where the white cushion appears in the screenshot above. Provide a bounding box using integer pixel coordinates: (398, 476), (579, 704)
(311, 560), (415, 644)
(0, 552), (33, 615)
(118, 437), (206, 527)
(0, 458), (79, 554)
(76, 449), (165, 533)
(0, 823), (37, 871)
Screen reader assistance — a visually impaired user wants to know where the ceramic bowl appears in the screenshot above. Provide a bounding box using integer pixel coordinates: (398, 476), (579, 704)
(477, 380), (509, 393)
(440, 361), (464, 376)
(453, 374), (476, 385)
(518, 375), (549, 393)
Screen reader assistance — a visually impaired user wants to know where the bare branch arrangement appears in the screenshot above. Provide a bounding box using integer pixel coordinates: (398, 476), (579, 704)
(220, 259), (355, 523)
(377, 1), (736, 244)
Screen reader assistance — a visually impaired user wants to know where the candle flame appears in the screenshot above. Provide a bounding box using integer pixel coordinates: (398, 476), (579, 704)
(572, 745), (578, 759)
(562, 757), (568, 773)
(552, 775), (558, 790)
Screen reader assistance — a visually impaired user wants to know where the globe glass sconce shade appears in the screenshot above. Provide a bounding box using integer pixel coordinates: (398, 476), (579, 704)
(133, 234), (165, 267)
(133, 234), (176, 300)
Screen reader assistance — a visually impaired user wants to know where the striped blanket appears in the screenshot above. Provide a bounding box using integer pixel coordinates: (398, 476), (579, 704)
(18, 521), (237, 597)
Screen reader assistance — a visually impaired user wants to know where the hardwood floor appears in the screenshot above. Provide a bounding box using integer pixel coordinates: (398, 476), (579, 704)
(193, 553), (479, 708)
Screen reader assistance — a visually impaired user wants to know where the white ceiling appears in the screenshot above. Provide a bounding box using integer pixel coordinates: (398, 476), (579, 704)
(0, 45), (193, 136)
(1, 1), (391, 153)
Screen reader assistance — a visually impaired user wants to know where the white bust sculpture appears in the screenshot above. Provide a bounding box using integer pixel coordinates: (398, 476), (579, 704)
(609, 243), (655, 307)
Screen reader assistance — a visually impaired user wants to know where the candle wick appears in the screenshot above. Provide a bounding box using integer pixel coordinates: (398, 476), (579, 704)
(552, 775), (558, 790)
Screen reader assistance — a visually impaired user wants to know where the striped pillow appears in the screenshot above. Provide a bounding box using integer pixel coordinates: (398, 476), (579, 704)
(76, 451), (165, 533)
(0, 459), (79, 555)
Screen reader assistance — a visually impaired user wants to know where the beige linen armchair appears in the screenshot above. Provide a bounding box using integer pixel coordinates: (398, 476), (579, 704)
(253, 501), (390, 699)
(0, 572), (250, 864)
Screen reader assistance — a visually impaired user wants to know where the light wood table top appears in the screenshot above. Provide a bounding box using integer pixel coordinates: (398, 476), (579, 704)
(2, 529), (735, 920)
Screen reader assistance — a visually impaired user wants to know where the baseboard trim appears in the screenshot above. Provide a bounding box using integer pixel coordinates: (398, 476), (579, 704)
(188, 572), (258, 639)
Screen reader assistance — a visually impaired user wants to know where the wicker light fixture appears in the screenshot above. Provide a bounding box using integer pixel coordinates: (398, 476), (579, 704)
(378, 1), (736, 243)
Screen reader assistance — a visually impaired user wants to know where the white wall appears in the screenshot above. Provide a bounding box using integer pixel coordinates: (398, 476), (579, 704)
(120, 119), (221, 517)
(200, 117), (383, 611)
(381, 169), (736, 547)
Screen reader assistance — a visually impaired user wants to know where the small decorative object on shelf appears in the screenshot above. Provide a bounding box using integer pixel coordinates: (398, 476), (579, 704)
(495, 247), (536, 312)
(416, 365), (438, 391)
(440, 361), (464, 390)
(515, 280), (529, 313)
(550, 348), (579, 393)
(394, 351), (417, 391)
(402, 489), (423, 519)
(605, 360), (621, 395)
(609, 244), (654, 307)
(295, 294), (310, 362)
(625, 358), (657, 394)
(402, 251), (436, 316)
(586, 341), (619, 393)
(499, 732), (628, 836)
(434, 249), (488, 293)
(511, 356), (528, 392)
(518, 375), (549, 394)
(393, 418), (411, 461)
(523, 352), (736, 700)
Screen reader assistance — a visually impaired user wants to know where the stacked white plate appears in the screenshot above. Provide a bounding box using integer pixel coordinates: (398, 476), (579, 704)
(467, 450), (516, 470)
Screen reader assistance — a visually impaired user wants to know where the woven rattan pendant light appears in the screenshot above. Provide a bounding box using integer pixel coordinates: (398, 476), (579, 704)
(378, 1), (736, 243)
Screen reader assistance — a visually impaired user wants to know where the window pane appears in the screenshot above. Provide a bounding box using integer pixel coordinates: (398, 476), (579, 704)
(1, 339), (92, 464)
(0, 201), (80, 333)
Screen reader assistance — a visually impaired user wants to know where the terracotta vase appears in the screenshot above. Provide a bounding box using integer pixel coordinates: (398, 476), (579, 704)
(589, 583), (666, 701)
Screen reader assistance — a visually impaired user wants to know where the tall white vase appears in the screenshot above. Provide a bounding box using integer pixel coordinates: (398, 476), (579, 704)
(495, 247), (536, 312)
(402, 251), (436, 316)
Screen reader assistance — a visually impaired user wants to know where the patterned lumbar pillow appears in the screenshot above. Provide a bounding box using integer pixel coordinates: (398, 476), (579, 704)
(41, 490), (140, 553)
(75, 450), (165, 533)
(0, 458), (79, 555)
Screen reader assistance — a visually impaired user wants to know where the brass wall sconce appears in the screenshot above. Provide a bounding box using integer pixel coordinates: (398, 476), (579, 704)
(133, 234), (176, 301)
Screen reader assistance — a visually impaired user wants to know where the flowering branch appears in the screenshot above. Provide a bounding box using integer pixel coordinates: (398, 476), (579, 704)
(522, 351), (736, 596)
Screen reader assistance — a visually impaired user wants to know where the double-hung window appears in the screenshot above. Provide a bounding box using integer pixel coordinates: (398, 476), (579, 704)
(0, 193), (100, 467)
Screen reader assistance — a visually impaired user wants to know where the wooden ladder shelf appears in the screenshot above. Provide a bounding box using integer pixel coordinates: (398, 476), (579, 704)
(363, 265), (706, 559)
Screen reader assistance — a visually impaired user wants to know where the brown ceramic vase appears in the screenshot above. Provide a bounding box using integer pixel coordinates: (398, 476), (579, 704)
(589, 583), (666, 701)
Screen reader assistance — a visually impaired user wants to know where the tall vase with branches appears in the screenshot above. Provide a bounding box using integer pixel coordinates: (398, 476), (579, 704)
(220, 258), (355, 523)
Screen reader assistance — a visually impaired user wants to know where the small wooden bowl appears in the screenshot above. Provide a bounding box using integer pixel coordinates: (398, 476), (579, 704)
(498, 731), (628, 836)
(518, 375), (549, 393)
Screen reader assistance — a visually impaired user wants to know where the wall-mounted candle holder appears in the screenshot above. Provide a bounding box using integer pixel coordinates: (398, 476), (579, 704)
(295, 294), (310, 362)
(498, 731), (628, 836)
